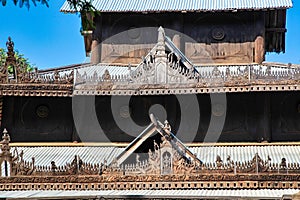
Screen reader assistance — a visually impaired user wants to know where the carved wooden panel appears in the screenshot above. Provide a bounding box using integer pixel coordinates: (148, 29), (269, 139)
(101, 44), (154, 64)
(98, 12), (264, 65)
(186, 42), (254, 64)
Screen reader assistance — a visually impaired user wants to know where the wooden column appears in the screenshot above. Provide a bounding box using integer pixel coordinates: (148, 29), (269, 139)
(0, 96), (3, 128)
(90, 14), (102, 64)
(254, 36), (265, 64)
(91, 40), (101, 64)
(257, 93), (272, 142)
(172, 34), (181, 50)
(1, 96), (14, 135)
(263, 93), (271, 142)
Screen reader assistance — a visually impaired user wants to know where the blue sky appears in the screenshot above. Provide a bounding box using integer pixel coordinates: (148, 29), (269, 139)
(0, 0), (86, 69)
(0, 1), (299, 69)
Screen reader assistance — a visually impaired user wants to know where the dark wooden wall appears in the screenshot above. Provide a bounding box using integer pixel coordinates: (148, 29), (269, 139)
(94, 12), (265, 65)
(2, 92), (300, 143)
(2, 96), (75, 142)
(265, 9), (287, 53)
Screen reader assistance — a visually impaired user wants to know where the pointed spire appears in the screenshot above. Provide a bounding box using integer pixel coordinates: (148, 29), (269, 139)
(156, 26), (166, 58)
(5, 37), (16, 67)
(0, 128), (11, 155)
(6, 37), (14, 56)
(158, 26), (165, 43)
(163, 120), (171, 134)
(102, 69), (111, 81)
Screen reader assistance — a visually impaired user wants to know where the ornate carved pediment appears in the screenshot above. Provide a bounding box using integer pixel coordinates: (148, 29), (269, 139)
(128, 27), (199, 85)
(74, 27), (201, 92)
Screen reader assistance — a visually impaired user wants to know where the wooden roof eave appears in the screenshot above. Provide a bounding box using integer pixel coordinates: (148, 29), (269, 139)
(0, 83), (73, 97)
(73, 82), (300, 96)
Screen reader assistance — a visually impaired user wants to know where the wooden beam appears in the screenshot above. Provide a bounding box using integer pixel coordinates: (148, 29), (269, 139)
(113, 123), (156, 166)
(266, 28), (287, 32)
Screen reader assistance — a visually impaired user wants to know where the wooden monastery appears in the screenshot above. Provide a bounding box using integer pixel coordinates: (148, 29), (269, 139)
(0, 0), (299, 199)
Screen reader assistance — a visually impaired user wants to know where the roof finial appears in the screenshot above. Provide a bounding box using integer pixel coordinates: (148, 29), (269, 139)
(0, 128), (11, 155)
(5, 37), (17, 80)
(6, 37), (15, 62)
(158, 26), (165, 43)
(156, 26), (166, 58)
(6, 37), (14, 52)
(163, 120), (171, 134)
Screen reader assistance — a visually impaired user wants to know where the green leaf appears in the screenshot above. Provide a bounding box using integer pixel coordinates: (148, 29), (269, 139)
(31, 0), (36, 6)
(24, 0), (30, 9)
(0, 0), (49, 8)
(1, 0), (7, 6)
(41, 0), (49, 7)
(19, 0), (24, 8)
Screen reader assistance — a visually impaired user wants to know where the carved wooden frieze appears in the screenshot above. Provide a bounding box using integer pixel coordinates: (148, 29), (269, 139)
(0, 120), (300, 191)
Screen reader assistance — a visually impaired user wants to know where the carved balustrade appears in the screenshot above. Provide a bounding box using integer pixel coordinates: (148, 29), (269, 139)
(75, 58), (300, 89)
